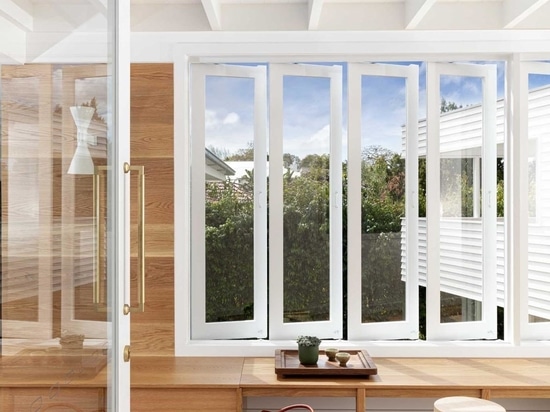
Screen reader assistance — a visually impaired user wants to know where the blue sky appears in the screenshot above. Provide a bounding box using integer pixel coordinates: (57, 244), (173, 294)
(205, 62), (550, 160)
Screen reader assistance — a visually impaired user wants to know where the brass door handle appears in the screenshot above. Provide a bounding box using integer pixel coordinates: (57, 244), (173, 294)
(93, 163), (145, 314)
(124, 162), (145, 314)
(93, 166), (108, 312)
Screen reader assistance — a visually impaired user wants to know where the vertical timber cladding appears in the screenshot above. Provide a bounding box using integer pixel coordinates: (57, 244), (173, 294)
(130, 64), (175, 355)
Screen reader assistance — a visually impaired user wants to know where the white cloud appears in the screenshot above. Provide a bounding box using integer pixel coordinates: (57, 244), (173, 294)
(205, 110), (218, 129)
(223, 112), (240, 125)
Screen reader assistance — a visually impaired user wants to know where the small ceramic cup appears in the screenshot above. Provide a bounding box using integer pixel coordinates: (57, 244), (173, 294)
(335, 351), (350, 366)
(325, 348), (338, 361)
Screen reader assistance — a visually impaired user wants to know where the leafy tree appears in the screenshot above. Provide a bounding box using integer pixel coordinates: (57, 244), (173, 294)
(440, 98), (463, 113)
(204, 180), (254, 322)
(225, 142), (254, 161)
(359, 146), (406, 323)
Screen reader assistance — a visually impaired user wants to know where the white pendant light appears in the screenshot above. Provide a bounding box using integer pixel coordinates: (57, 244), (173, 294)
(68, 106), (96, 175)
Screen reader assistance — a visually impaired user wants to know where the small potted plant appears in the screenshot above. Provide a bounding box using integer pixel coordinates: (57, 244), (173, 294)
(296, 335), (321, 365)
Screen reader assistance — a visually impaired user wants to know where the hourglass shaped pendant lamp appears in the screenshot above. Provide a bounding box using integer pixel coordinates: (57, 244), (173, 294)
(68, 106), (97, 175)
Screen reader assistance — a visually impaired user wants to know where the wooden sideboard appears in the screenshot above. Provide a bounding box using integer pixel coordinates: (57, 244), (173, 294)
(1, 356), (550, 411)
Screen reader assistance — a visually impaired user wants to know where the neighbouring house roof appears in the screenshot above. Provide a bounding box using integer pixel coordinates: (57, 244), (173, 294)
(205, 148), (235, 181)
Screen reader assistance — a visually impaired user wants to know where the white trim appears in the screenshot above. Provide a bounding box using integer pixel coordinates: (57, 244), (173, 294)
(174, 50), (191, 353)
(112, 0), (131, 410)
(505, 54), (522, 345)
(11, 30), (550, 64)
(347, 62), (419, 340)
(175, 338), (550, 358)
(268, 63), (343, 340)
(131, 30), (550, 63)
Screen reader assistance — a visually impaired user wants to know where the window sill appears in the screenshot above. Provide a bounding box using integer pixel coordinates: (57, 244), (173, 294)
(176, 339), (550, 357)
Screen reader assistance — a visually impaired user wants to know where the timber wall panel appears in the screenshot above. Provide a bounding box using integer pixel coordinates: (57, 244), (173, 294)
(130, 63), (175, 356)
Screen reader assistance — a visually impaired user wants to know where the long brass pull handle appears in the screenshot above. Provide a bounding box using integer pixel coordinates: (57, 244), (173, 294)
(93, 165), (108, 312)
(123, 162), (145, 314)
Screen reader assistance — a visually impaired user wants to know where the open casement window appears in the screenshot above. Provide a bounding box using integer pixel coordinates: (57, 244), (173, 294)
(519, 61), (550, 340)
(347, 63), (419, 340)
(190, 64), (268, 339)
(426, 62), (498, 340)
(268, 64), (343, 340)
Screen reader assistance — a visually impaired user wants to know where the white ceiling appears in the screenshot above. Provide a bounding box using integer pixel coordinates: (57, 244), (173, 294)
(1, 0), (549, 63)
(4, 0), (550, 32)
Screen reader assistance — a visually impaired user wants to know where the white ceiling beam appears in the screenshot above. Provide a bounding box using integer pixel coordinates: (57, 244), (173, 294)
(504, 0), (550, 28)
(201, 0), (222, 31)
(0, 15), (26, 64)
(88, 0), (107, 16)
(0, 0), (33, 31)
(405, 0), (436, 29)
(308, 0), (324, 30)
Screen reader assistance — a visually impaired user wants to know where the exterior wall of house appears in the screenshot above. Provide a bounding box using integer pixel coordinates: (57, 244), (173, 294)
(401, 85), (550, 319)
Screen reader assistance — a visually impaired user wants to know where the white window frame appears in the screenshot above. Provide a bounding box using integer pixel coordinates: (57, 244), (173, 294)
(347, 63), (419, 340)
(189, 63), (268, 340)
(268, 63), (343, 340)
(173, 35), (550, 357)
(426, 62), (498, 340)
(519, 61), (550, 341)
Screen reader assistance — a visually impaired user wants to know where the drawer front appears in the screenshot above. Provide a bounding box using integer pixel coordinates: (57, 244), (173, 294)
(132, 388), (238, 412)
(1, 387), (105, 412)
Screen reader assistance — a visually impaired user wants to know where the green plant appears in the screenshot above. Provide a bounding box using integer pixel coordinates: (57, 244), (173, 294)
(296, 335), (321, 347)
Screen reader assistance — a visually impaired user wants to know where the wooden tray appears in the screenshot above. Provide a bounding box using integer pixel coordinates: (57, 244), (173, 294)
(275, 349), (377, 378)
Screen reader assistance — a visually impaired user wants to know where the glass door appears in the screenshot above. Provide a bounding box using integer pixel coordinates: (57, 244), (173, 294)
(0, 1), (131, 411)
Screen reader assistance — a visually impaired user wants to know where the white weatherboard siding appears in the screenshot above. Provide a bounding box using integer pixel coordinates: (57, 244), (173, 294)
(401, 85), (550, 320)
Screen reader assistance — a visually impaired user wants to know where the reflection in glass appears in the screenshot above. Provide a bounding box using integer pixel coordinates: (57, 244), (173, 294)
(439, 75), (484, 324)
(2, 75), (43, 326)
(527, 73), (550, 323)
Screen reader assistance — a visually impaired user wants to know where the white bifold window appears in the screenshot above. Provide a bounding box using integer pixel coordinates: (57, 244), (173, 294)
(347, 63), (419, 340)
(189, 63), (344, 340)
(519, 61), (550, 340)
(182, 58), (550, 345)
(425, 62), (498, 340)
(190, 64), (268, 339)
(268, 64), (343, 340)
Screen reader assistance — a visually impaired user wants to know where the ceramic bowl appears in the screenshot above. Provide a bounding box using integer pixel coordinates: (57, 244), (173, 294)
(325, 348), (338, 361)
(335, 351), (350, 366)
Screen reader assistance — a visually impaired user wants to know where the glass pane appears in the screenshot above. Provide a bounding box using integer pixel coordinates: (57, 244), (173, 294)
(439, 74), (484, 323)
(2, 76), (42, 324)
(64, 69), (110, 330)
(0, 2), (116, 410)
(527, 72), (550, 324)
(282, 75), (330, 323)
(204, 75), (255, 322)
(360, 75), (407, 323)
